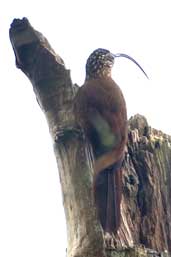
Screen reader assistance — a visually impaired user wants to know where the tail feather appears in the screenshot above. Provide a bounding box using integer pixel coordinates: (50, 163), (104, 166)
(94, 162), (123, 233)
(106, 168), (122, 232)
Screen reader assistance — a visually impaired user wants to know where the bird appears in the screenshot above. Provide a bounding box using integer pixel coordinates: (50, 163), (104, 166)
(74, 48), (148, 237)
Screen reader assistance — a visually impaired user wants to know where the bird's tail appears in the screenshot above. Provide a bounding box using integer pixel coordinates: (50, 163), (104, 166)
(94, 160), (123, 233)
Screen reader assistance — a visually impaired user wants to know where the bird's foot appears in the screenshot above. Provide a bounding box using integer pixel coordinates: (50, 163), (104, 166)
(104, 232), (116, 250)
(55, 126), (84, 142)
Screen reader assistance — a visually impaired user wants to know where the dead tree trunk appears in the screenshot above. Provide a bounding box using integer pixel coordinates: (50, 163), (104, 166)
(9, 18), (171, 257)
(9, 17), (105, 257)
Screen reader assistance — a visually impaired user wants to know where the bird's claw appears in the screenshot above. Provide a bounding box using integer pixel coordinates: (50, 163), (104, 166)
(55, 126), (84, 142)
(104, 232), (116, 250)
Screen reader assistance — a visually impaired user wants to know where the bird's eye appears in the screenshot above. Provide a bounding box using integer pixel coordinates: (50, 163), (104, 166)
(91, 60), (96, 66)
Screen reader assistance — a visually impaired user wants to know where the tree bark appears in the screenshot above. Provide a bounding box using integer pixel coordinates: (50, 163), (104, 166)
(9, 18), (105, 257)
(9, 18), (171, 257)
(118, 114), (171, 254)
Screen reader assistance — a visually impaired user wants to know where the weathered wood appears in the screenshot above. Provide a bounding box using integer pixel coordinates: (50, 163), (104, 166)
(113, 114), (171, 256)
(9, 17), (105, 257)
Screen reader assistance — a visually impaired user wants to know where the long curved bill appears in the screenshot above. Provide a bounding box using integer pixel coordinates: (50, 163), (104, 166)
(112, 53), (149, 79)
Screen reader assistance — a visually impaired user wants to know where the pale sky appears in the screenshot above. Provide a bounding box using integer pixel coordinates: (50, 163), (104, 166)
(0, 0), (170, 256)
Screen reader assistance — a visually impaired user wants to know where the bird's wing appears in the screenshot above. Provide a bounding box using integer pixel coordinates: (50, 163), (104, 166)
(74, 78), (127, 172)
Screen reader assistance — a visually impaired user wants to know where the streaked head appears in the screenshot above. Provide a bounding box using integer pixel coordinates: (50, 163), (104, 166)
(85, 48), (149, 80)
(86, 48), (115, 80)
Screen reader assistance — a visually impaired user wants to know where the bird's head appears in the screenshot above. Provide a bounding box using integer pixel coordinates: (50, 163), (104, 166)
(85, 48), (149, 80)
(86, 48), (115, 80)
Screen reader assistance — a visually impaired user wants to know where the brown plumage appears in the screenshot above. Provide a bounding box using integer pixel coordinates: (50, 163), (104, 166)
(74, 48), (147, 233)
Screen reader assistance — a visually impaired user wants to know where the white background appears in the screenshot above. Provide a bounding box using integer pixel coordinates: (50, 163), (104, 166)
(0, 0), (170, 256)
